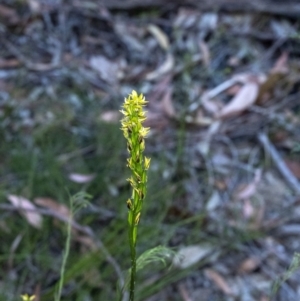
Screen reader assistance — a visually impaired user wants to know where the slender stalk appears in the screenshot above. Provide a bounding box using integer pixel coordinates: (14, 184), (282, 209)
(129, 218), (137, 301)
(120, 91), (151, 301)
(55, 198), (73, 301)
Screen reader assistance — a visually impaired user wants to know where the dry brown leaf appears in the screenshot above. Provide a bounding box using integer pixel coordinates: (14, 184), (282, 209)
(238, 257), (260, 274)
(217, 81), (259, 118)
(7, 195), (43, 228)
(68, 173), (96, 183)
(147, 24), (170, 50)
(201, 73), (256, 115)
(205, 268), (233, 295)
(34, 197), (71, 219)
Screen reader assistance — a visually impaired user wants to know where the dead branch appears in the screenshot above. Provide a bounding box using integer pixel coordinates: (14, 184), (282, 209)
(258, 133), (300, 195)
(98, 0), (300, 17)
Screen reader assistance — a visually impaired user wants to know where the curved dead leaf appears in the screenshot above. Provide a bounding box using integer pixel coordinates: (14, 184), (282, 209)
(34, 197), (71, 220)
(147, 24), (170, 50)
(217, 81), (259, 118)
(7, 195), (42, 228)
(68, 173), (96, 183)
(238, 257), (260, 274)
(205, 268), (234, 295)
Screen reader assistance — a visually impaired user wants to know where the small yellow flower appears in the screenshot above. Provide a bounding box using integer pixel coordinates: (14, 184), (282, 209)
(127, 199), (133, 210)
(135, 212), (141, 225)
(139, 127), (150, 138)
(144, 157), (151, 170)
(121, 91), (150, 226)
(21, 294), (35, 301)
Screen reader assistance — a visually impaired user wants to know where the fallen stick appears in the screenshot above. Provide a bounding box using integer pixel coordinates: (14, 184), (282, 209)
(258, 132), (300, 195)
(98, 0), (300, 18)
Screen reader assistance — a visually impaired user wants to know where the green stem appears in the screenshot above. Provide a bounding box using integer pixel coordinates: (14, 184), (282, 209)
(55, 211), (72, 301)
(129, 211), (137, 301)
(121, 91), (150, 301)
(129, 241), (137, 301)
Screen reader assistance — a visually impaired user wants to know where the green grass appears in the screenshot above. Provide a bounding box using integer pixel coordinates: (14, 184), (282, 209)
(0, 84), (270, 301)
(0, 87), (179, 301)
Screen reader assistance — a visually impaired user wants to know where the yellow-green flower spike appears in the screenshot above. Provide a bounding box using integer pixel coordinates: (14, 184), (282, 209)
(120, 90), (150, 218)
(21, 295), (35, 301)
(121, 90), (151, 301)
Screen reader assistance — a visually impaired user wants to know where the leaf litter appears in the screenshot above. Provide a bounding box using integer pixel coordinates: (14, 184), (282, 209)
(1, 0), (300, 300)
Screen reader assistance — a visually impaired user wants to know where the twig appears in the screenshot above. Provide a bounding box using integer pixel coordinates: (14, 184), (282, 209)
(98, 0), (300, 18)
(258, 133), (300, 195)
